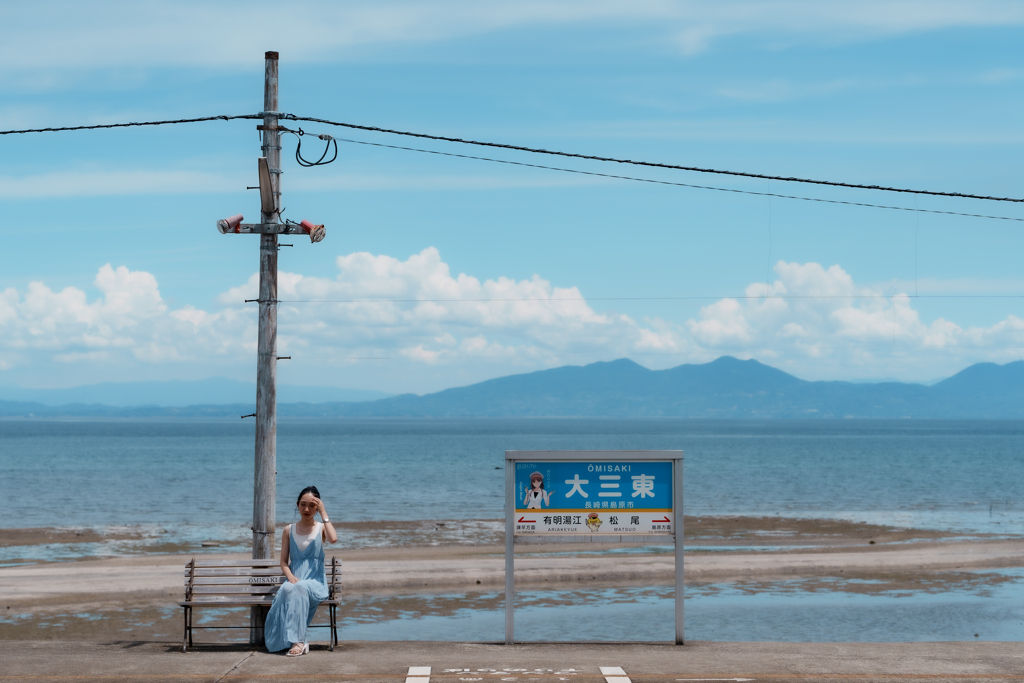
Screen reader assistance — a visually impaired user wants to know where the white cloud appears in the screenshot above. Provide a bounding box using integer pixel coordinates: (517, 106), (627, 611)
(0, 264), (252, 373)
(0, 249), (682, 380)
(684, 260), (1024, 379)
(0, 169), (239, 199)
(222, 247), (675, 363)
(3, 1), (1022, 74)
(665, 1), (1024, 55)
(2, 252), (1023, 390)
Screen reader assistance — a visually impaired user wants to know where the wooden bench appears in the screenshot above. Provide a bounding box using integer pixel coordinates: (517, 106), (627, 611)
(181, 557), (341, 652)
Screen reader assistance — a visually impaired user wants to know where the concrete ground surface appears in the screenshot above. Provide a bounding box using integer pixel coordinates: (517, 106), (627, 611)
(1, 640), (1022, 683)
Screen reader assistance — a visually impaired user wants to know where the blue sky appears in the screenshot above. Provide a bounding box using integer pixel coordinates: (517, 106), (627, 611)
(1, 1), (1023, 394)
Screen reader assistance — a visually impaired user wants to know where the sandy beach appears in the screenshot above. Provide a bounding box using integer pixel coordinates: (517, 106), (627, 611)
(2, 516), (1022, 641)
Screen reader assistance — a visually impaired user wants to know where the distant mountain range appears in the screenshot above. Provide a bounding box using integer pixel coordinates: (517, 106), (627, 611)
(1, 357), (1023, 419)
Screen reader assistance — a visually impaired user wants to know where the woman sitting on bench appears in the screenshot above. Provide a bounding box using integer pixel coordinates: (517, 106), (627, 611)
(265, 485), (337, 656)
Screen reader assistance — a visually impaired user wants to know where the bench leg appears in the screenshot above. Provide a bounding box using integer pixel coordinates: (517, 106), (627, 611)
(188, 606), (193, 648)
(330, 603), (337, 650)
(182, 607), (188, 653)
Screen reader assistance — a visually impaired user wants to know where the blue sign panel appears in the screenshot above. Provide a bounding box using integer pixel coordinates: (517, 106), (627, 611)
(516, 460), (672, 511)
(513, 460), (674, 535)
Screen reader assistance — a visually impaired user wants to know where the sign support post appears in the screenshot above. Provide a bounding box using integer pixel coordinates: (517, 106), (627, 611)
(504, 458), (516, 642)
(674, 452), (684, 644)
(504, 450), (684, 645)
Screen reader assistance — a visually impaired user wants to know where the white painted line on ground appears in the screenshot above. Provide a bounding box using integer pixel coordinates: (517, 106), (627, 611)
(600, 666), (631, 683)
(407, 666), (431, 683)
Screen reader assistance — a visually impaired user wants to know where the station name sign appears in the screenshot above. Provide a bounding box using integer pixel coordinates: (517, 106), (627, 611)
(513, 460), (674, 535)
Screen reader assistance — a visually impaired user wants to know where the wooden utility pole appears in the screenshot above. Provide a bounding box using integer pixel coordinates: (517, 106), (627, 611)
(250, 50), (280, 645)
(215, 51), (325, 646)
(254, 51), (280, 563)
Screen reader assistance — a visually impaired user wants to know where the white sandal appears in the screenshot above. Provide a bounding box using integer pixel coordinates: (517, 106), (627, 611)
(286, 642), (309, 657)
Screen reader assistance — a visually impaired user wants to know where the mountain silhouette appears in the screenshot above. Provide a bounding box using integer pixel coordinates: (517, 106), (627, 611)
(2, 357), (1022, 418)
(298, 356), (1024, 418)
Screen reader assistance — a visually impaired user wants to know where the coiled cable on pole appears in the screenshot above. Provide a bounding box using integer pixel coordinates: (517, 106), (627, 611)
(290, 128), (337, 167)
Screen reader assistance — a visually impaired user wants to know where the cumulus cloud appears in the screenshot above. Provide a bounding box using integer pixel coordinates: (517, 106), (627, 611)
(2, 252), (1022, 388)
(0, 249), (685, 381)
(220, 247), (683, 364)
(0, 264), (252, 374)
(685, 260), (1024, 377)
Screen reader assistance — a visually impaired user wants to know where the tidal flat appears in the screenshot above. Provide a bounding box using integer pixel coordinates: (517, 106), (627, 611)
(2, 515), (1022, 643)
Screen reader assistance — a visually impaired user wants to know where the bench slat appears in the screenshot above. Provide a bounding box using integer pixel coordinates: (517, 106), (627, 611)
(185, 574), (339, 582)
(185, 568), (286, 577)
(187, 585), (340, 595)
(187, 559), (279, 567)
(181, 598), (341, 607)
(187, 576), (284, 585)
(182, 597), (279, 605)
(190, 585), (282, 595)
(185, 567), (341, 575)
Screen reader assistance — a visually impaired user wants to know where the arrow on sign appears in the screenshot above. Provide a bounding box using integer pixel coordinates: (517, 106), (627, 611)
(518, 517), (536, 523)
(653, 517), (671, 523)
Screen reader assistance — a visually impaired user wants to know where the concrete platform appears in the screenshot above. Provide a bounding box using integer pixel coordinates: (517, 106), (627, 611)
(0, 640), (1021, 682)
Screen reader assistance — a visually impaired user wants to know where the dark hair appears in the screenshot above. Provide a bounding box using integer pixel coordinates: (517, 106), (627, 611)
(297, 485), (321, 506)
(530, 472), (544, 489)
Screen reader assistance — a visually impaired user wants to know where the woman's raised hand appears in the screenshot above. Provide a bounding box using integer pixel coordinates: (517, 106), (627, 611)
(313, 497), (328, 519)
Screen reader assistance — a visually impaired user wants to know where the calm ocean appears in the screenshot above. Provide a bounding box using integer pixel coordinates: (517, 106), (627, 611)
(3, 418), (1024, 641)
(2, 418), (1022, 540)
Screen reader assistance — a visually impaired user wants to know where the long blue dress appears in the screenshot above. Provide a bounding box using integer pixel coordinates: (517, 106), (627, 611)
(264, 523), (329, 652)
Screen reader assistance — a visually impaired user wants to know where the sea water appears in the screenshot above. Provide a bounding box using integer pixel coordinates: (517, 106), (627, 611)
(2, 418), (1021, 535)
(2, 418), (1023, 642)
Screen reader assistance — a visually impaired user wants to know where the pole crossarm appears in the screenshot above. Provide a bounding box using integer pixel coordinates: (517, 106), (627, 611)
(228, 223), (311, 235)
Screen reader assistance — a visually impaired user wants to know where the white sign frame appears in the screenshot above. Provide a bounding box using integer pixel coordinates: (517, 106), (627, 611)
(504, 450), (684, 645)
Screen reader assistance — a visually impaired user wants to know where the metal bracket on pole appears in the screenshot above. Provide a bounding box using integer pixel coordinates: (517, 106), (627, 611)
(230, 223), (309, 234)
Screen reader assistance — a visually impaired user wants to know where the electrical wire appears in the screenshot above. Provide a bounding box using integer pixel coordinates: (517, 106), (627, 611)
(281, 113), (1024, 204)
(0, 114), (260, 135)
(330, 136), (1024, 223)
(267, 294), (1024, 304)
(2, 111), (1023, 205)
(289, 129), (338, 167)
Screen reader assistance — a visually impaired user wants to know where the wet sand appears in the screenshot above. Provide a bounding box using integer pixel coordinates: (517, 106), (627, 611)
(1, 515), (1022, 642)
(0, 515), (957, 554)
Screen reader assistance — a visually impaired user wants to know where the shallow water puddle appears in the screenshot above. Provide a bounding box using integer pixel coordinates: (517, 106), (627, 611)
(3, 571), (1023, 643)
(337, 570), (1024, 642)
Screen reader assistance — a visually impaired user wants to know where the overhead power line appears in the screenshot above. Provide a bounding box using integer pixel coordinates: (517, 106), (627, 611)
(268, 294), (1024, 304)
(0, 114), (260, 135)
(282, 113), (1024, 204)
(2, 111), (1023, 205)
(333, 136), (1024, 223)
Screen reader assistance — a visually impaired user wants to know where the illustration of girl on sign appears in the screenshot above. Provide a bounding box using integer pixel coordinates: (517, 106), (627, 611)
(524, 471), (551, 509)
